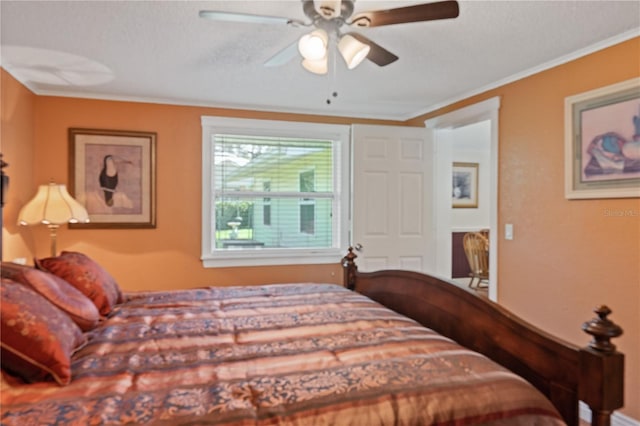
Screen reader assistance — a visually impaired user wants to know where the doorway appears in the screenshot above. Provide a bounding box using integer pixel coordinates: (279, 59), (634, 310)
(425, 97), (500, 301)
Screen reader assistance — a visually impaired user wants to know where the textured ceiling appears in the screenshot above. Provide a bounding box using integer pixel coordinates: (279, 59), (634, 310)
(1, 0), (639, 120)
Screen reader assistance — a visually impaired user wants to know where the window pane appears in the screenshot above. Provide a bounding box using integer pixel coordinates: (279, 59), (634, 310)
(214, 135), (333, 193)
(214, 196), (332, 249)
(213, 134), (335, 251)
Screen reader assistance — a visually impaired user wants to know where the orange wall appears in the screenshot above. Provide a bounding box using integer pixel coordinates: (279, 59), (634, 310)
(1, 68), (400, 291)
(2, 37), (639, 419)
(1, 71), (36, 257)
(409, 37), (640, 419)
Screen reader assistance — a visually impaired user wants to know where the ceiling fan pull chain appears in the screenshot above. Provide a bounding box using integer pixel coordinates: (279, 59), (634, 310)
(326, 36), (338, 105)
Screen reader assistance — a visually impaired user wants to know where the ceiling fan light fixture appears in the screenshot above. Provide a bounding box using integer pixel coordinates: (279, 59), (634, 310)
(298, 29), (328, 61)
(302, 57), (328, 75)
(338, 34), (370, 69)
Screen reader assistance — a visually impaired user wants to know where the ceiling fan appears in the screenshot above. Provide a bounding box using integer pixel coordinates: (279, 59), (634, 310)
(199, 0), (459, 74)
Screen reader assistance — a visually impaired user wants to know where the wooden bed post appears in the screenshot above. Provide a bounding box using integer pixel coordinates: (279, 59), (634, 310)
(580, 306), (624, 426)
(341, 247), (357, 290)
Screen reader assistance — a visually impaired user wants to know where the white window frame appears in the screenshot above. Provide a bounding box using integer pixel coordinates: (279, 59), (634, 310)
(201, 116), (350, 267)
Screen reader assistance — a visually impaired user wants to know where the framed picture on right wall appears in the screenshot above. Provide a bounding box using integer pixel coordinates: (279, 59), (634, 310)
(564, 77), (640, 199)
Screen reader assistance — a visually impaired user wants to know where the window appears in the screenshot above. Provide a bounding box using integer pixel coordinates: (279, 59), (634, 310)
(201, 117), (350, 267)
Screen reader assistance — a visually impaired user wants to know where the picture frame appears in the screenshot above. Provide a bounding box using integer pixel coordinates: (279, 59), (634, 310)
(564, 77), (640, 199)
(69, 128), (156, 228)
(452, 162), (478, 208)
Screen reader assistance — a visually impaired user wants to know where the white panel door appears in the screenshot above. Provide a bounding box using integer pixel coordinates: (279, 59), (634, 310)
(352, 125), (435, 273)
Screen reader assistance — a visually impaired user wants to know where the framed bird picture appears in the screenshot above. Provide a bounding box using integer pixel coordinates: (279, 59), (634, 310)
(69, 128), (156, 228)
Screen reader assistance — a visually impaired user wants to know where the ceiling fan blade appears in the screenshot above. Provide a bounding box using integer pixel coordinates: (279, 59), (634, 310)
(347, 33), (398, 66)
(199, 10), (305, 27)
(349, 0), (459, 28)
(264, 40), (300, 67)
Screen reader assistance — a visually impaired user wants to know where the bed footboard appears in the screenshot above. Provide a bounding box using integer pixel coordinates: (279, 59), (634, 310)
(342, 248), (624, 426)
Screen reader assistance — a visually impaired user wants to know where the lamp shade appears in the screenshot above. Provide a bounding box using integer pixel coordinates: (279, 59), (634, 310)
(298, 29), (328, 61)
(338, 34), (370, 69)
(18, 183), (90, 226)
(302, 57), (328, 75)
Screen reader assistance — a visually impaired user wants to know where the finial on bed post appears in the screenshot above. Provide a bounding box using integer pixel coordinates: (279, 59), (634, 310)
(579, 305), (624, 426)
(582, 305), (623, 353)
(341, 247), (358, 290)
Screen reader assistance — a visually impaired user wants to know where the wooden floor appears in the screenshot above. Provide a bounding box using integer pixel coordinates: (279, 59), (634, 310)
(451, 277), (489, 297)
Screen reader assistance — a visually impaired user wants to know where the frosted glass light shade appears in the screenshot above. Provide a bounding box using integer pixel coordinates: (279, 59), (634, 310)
(338, 34), (370, 69)
(18, 183), (90, 226)
(298, 29), (328, 61)
(302, 57), (328, 74)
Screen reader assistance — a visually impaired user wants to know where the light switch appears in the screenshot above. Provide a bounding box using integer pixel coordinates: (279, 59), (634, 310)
(505, 224), (514, 240)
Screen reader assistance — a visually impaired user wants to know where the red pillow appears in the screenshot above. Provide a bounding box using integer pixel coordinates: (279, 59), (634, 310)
(0, 278), (86, 385)
(1, 262), (101, 331)
(36, 251), (122, 316)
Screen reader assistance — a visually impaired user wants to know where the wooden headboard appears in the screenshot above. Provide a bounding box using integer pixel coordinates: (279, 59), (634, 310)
(341, 248), (624, 426)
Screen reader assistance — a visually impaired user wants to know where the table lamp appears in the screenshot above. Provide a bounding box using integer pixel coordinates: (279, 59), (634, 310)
(18, 182), (90, 256)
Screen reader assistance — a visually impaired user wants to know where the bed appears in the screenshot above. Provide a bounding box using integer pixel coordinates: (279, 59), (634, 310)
(0, 249), (625, 426)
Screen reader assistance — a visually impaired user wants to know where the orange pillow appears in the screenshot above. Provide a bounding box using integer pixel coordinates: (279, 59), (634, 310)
(1, 262), (101, 331)
(36, 251), (122, 316)
(0, 278), (86, 385)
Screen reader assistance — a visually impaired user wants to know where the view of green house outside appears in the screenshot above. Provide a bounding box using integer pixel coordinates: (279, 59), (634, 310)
(214, 135), (335, 250)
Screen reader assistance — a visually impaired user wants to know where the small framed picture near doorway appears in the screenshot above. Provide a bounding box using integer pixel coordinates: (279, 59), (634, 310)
(69, 128), (157, 228)
(452, 162), (479, 208)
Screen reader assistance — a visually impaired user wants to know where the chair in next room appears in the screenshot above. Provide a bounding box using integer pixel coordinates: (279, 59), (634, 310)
(463, 231), (489, 289)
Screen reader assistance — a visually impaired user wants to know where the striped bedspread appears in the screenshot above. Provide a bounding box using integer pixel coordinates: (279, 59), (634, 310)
(1, 283), (565, 425)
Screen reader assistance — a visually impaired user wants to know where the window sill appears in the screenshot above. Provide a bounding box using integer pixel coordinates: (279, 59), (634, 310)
(201, 247), (346, 268)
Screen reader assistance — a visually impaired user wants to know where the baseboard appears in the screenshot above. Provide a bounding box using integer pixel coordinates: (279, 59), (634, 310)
(580, 401), (639, 426)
